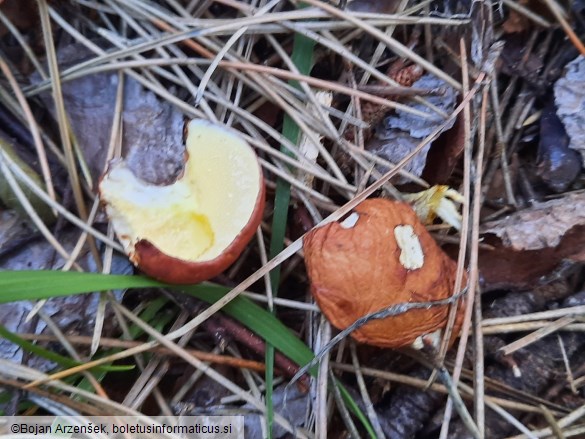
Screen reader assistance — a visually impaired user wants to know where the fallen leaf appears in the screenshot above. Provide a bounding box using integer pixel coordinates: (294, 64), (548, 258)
(481, 191), (585, 251)
(498, 33), (545, 83)
(422, 112), (465, 184)
(367, 74), (458, 183)
(502, 10), (531, 34)
(478, 192), (585, 289)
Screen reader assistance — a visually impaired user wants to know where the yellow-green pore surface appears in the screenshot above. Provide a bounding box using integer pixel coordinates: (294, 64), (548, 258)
(100, 120), (262, 262)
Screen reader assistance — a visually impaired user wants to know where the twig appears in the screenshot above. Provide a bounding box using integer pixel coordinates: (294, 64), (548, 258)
(16, 333), (267, 372)
(483, 306), (585, 326)
(472, 85), (490, 439)
(541, 0), (585, 55)
(499, 316), (575, 356)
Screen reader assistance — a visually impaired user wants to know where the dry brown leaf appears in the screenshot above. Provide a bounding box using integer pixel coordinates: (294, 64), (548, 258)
(367, 74), (457, 184)
(481, 191), (585, 251)
(422, 113), (466, 184)
(478, 192), (585, 289)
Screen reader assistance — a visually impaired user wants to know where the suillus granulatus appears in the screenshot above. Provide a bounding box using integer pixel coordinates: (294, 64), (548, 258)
(303, 198), (465, 348)
(99, 119), (265, 284)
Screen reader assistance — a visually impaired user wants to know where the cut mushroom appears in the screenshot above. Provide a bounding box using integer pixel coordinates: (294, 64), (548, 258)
(99, 119), (265, 284)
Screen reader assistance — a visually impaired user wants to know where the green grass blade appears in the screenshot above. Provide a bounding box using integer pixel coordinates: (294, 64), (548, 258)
(0, 271), (164, 301)
(336, 379), (377, 439)
(0, 325), (131, 372)
(266, 21), (316, 437)
(0, 270), (372, 435)
(127, 297), (169, 339)
(0, 271), (315, 367)
(75, 297), (172, 394)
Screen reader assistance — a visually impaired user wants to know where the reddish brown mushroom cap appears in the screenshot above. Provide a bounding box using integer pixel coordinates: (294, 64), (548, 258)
(303, 198), (465, 348)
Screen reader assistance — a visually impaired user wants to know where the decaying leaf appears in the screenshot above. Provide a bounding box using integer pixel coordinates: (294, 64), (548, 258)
(0, 0), (36, 38)
(554, 55), (585, 167)
(367, 74), (457, 183)
(481, 191), (585, 251)
(422, 113), (466, 184)
(478, 192), (585, 289)
(499, 33), (545, 83)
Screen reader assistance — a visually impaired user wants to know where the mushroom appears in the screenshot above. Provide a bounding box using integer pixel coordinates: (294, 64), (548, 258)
(303, 198), (465, 349)
(99, 119), (265, 284)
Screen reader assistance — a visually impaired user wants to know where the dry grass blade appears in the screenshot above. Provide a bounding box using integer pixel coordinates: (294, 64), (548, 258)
(37, 310), (108, 398)
(0, 360), (149, 416)
(482, 322), (585, 334)
(297, 0), (461, 89)
(483, 306), (585, 326)
(499, 316), (576, 356)
(36, 0), (89, 219)
(0, 151), (82, 270)
(315, 318), (332, 438)
(439, 37), (476, 439)
(0, 150), (122, 250)
(349, 341), (385, 438)
(0, 58), (56, 213)
(109, 302), (304, 436)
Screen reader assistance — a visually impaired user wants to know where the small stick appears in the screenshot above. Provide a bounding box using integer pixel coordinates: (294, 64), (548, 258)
(541, 0), (585, 55)
(16, 333), (267, 373)
(499, 316), (575, 356)
(483, 305), (585, 326)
